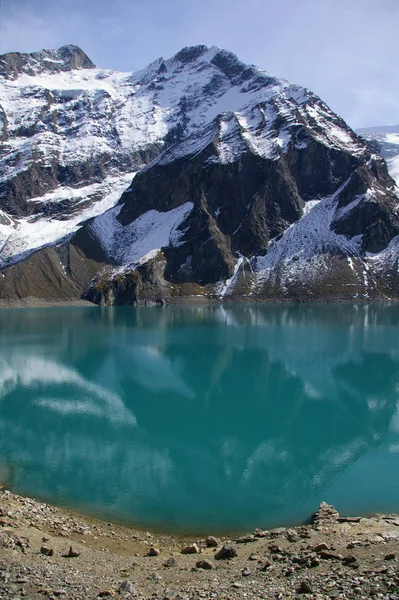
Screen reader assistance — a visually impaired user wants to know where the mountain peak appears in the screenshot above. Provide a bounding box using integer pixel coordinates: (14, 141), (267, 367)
(0, 45), (95, 80)
(172, 45), (211, 63)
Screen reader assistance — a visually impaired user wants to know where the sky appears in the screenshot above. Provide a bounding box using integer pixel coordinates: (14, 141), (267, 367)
(0, 0), (397, 129)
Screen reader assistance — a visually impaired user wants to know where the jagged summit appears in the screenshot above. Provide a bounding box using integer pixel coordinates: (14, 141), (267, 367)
(0, 44), (398, 304)
(0, 45), (96, 80)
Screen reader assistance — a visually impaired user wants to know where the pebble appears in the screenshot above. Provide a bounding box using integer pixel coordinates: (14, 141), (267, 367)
(40, 546), (54, 556)
(119, 579), (136, 594)
(63, 545), (80, 558)
(318, 550), (344, 560)
(298, 579), (313, 594)
(147, 547), (160, 556)
(205, 536), (220, 548)
(214, 545), (238, 560)
(181, 543), (199, 554)
(147, 572), (162, 581)
(235, 535), (255, 543)
(342, 554), (358, 565)
(163, 556), (178, 568)
(269, 527), (286, 537)
(196, 559), (213, 570)
(313, 542), (329, 552)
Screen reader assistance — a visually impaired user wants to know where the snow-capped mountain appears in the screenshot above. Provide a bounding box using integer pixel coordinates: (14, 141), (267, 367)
(0, 44), (399, 304)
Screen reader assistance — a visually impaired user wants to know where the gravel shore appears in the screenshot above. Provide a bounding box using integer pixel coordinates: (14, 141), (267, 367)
(0, 491), (398, 600)
(0, 299), (95, 309)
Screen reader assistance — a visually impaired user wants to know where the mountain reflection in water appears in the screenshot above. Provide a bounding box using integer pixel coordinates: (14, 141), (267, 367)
(0, 304), (398, 532)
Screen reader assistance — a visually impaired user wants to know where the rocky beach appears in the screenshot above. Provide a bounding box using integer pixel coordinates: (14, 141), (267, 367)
(0, 491), (398, 599)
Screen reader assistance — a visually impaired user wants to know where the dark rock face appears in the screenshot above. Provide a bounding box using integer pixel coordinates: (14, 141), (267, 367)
(85, 252), (179, 306)
(331, 164), (399, 253)
(1, 143), (162, 218)
(116, 126), (398, 291)
(0, 45), (95, 80)
(0, 105), (7, 141)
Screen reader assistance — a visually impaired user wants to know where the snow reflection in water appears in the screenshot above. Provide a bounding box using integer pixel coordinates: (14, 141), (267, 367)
(0, 304), (398, 532)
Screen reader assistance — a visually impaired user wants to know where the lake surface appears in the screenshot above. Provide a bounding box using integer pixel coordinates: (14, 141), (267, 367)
(0, 303), (399, 533)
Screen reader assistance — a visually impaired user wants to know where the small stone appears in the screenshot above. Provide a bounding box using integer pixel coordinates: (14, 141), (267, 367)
(215, 544), (238, 560)
(269, 527), (286, 537)
(309, 557), (320, 568)
(147, 572), (162, 582)
(235, 534), (255, 543)
(248, 553), (261, 561)
(253, 528), (268, 538)
(286, 529), (300, 542)
(342, 555), (358, 564)
(318, 550), (344, 561)
(261, 559), (272, 570)
(147, 547), (160, 556)
(66, 546), (80, 558)
(181, 543), (199, 554)
(268, 544), (283, 554)
(346, 540), (363, 549)
(97, 591), (117, 598)
(232, 582), (243, 589)
(241, 567), (251, 576)
(384, 552), (396, 560)
(163, 556), (177, 568)
(40, 546), (54, 557)
(313, 542), (329, 553)
(196, 559), (213, 570)
(298, 580), (313, 594)
(205, 536), (219, 548)
(119, 580), (136, 594)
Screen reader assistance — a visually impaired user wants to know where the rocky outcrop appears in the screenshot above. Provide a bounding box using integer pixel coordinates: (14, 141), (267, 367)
(0, 45), (95, 80)
(330, 163), (399, 253)
(84, 251), (216, 306)
(0, 227), (106, 302)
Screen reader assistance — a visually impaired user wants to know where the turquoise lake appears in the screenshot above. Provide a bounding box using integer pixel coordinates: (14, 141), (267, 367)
(0, 303), (399, 533)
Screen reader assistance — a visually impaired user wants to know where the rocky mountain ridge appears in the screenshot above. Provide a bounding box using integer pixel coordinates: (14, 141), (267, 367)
(357, 125), (399, 188)
(0, 45), (399, 304)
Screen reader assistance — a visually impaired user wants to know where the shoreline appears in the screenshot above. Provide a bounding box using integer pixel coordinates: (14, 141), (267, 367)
(0, 298), (96, 309)
(0, 296), (398, 309)
(1, 491), (398, 599)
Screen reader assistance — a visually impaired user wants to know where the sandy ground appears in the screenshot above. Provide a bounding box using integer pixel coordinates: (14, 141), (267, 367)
(1, 491), (399, 599)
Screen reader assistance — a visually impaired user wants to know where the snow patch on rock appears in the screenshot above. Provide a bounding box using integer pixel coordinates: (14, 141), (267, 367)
(90, 202), (193, 268)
